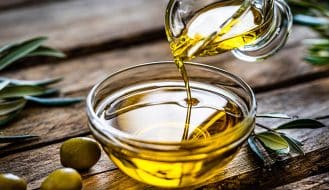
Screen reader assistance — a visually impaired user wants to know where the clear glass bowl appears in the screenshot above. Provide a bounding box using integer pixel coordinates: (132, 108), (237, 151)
(86, 61), (256, 188)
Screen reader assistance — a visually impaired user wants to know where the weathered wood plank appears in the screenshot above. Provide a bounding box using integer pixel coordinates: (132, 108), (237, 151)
(0, 0), (317, 59)
(0, 0), (57, 11)
(0, 32), (328, 156)
(273, 172), (329, 190)
(0, 136), (116, 190)
(1, 77), (328, 189)
(0, 2), (327, 188)
(0, 0), (35, 8)
(0, 0), (167, 51)
(0, 101), (87, 155)
(0, 27), (325, 94)
(82, 147), (329, 190)
(201, 148), (329, 190)
(81, 78), (329, 190)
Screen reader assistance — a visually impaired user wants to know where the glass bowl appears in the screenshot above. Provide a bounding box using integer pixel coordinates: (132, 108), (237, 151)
(86, 61), (256, 188)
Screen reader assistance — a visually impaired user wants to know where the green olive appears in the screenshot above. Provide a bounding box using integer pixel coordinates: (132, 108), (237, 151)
(0, 173), (27, 190)
(60, 137), (101, 170)
(41, 168), (82, 190)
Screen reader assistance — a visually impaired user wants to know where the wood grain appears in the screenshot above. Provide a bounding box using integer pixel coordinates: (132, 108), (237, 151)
(273, 172), (329, 190)
(1, 77), (328, 189)
(0, 136), (116, 190)
(0, 32), (328, 156)
(0, 1), (328, 188)
(82, 147), (329, 190)
(0, 0), (317, 61)
(0, 0), (35, 8)
(0, 25), (323, 91)
(82, 78), (329, 190)
(0, 0), (167, 51)
(0, 0), (58, 11)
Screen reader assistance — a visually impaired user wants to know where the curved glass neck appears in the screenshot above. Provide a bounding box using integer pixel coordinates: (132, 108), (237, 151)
(165, 0), (292, 62)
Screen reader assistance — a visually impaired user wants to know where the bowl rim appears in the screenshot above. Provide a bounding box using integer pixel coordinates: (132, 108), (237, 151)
(86, 61), (256, 148)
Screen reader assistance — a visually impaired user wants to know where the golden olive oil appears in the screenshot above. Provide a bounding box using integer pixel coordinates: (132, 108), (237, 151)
(99, 82), (244, 187)
(102, 84), (243, 142)
(168, 2), (265, 139)
(99, 2), (262, 187)
(169, 4), (264, 60)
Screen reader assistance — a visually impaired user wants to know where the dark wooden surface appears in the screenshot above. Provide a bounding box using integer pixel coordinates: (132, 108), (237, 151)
(0, 1), (328, 190)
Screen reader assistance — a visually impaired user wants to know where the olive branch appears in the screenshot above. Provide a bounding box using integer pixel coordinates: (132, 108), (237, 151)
(0, 0), (328, 148)
(0, 37), (83, 143)
(248, 113), (327, 166)
(288, 0), (329, 65)
(246, 0), (329, 164)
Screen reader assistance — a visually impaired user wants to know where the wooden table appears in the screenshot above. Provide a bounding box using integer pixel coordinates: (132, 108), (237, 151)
(0, 1), (328, 189)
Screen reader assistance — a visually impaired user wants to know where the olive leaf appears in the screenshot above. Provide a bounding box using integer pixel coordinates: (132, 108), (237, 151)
(304, 55), (329, 65)
(0, 37), (81, 128)
(287, 0), (329, 65)
(0, 85), (48, 98)
(0, 109), (23, 127)
(0, 37), (66, 71)
(0, 98), (27, 115)
(293, 14), (329, 27)
(288, 0), (329, 16)
(0, 80), (10, 91)
(25, 96), (84, 106)
(303, 39), (329, 65)
(0, 135), (39, 143)
(303, 39), (329, 47)
(279, 133), (305, 155)
(256, 113), (292, 119)
(314, 115), (329, 121)
(251, 110), (324, 164)
(36, 88), (60, 97)
(0, 77), (63, 86)
(275, 119), (325, 130)
(248, 135), (276, 166)
(27, 46), (66, 58)
(0, 43), (17, 54)
(280, 133), (303, 146)
(0, 37), (47, 71)
(256, 132), (290, 154)
(248, 136), (266, 162)
(304, 38), (329, 66)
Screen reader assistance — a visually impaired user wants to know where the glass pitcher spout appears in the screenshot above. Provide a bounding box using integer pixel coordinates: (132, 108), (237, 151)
(165, 0), (293, 62)
(232, 0), (293, 61)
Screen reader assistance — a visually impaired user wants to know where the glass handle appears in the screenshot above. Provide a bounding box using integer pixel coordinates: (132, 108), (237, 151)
(232, 0), (293, 62)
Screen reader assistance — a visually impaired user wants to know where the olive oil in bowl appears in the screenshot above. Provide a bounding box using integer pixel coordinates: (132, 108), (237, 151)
(101, 82), (243, 142)
(87, 0), (292, 187)
(87, 62), (256, 188)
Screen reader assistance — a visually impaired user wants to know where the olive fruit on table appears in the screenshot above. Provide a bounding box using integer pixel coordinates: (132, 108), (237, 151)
(41, 168), (82, 190)
(0, 173), (27, 190)
(60, 137), (101, 170)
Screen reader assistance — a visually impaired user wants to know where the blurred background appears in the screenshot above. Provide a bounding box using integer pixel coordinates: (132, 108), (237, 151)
(0, 1), (328, 189)
(0, 0), (327, 91)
